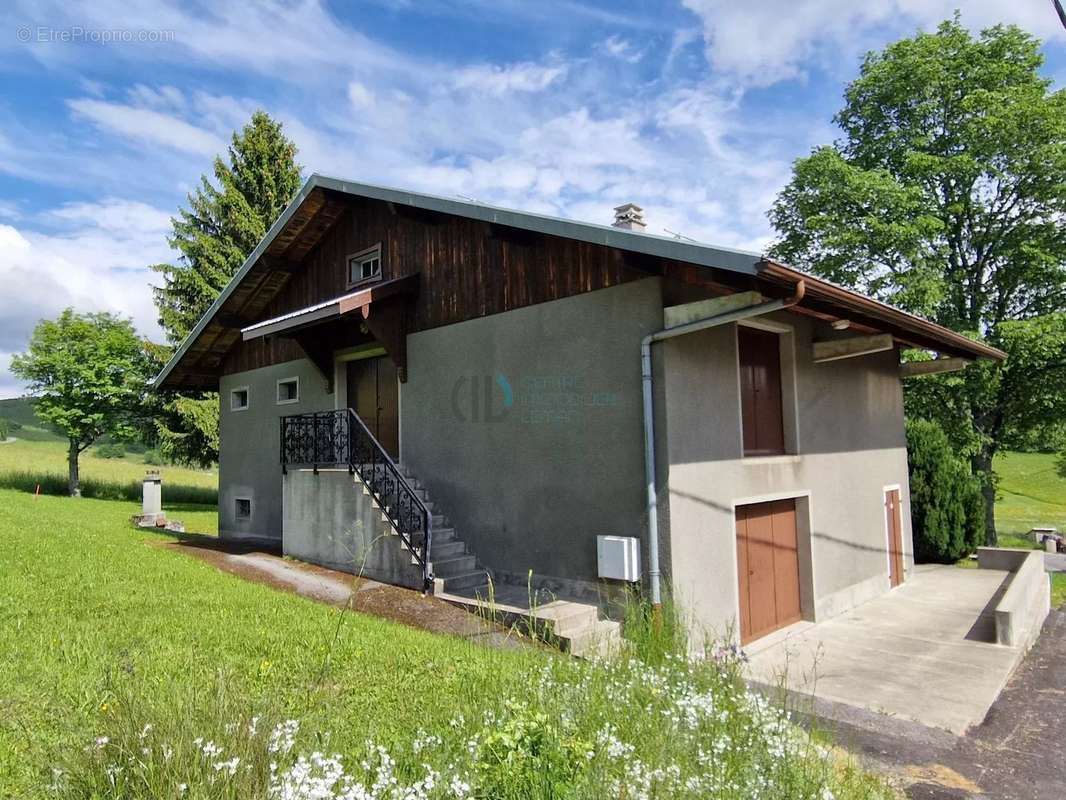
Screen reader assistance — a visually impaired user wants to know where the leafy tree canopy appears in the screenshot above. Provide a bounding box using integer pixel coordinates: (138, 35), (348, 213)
(10, 309), (149, 495)
(769, 17), (1066, 542)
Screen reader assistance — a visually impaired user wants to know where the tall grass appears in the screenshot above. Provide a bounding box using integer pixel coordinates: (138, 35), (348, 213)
(50, 596), (893, 800)
(0, 470), (217, 505)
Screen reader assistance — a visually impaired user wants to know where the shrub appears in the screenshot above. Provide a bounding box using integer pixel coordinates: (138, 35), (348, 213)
(907, 419), (985, 562)
(0, 418), (8, 441)
(143, 448), (164, 466)
(93, 442), (126, 459)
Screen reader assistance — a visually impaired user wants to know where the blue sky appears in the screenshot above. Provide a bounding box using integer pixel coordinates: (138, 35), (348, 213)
(0, 0), (1064, 397)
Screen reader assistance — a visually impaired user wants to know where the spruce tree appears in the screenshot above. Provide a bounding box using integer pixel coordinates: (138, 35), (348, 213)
(153, 111), (302, 342)
(148, 112), (301, 465)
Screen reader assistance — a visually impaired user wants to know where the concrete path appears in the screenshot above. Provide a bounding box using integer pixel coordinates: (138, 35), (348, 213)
(825, 610), (1066, 799)
(746, 564), (1024, 734)
(1043, 551), (1066, 572)
(164, 535), (535, 651)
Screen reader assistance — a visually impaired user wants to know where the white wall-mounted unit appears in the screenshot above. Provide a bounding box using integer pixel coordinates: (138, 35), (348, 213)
(597, 535), (641, 582)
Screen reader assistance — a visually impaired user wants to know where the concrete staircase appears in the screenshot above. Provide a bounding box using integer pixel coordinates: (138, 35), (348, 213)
(392, 462), (622, 658)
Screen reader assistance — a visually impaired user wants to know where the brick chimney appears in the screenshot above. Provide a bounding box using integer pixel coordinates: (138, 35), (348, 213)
(612, 202), (646, 231)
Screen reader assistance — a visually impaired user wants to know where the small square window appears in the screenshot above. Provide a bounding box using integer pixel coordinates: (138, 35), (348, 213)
(235, 498), (251, 520)
(347, 245), (382, 287)
(230, 387), (249, 411)
(277, 377), (299, 405)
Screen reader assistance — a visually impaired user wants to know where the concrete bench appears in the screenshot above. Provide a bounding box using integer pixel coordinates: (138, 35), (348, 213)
(977, 548), (1050, 650)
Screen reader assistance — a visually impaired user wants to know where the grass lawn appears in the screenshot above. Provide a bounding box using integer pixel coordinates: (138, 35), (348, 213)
(0, 437), (216, 490)
(0, 438), (218, 531)
(994, 451), (1066, 537)
(0, 489), (887, 799)
(0, 488), (539, 797)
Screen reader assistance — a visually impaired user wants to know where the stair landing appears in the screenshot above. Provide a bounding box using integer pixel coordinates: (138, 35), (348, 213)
(436, 581), (621, 659)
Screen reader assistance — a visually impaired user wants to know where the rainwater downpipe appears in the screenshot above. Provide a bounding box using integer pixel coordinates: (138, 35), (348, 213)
(642, 281), (806, 607)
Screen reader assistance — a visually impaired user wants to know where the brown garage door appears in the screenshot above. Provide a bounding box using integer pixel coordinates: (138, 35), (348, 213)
(736, 498), (802, 644)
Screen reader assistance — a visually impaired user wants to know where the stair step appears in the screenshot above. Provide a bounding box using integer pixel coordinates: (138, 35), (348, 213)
(535, 602), (600, 636)
(431, 555), (478, 577)
(440, 569), (492, 592)
(430, 539), (466, 558)
(559, 619), (622, 658)
(430, 527), (457, 542)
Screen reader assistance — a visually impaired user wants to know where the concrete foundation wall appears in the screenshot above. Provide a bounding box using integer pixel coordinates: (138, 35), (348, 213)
(219, 360), (331, 539)
(658, 312), (913, 641)
(282, 469), (423, 588)
(400, 278), (664, 589)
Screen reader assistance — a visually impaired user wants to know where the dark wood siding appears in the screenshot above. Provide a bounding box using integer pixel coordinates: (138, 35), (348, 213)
(738, 326), (785, 456)
(223, 197), (653, 375)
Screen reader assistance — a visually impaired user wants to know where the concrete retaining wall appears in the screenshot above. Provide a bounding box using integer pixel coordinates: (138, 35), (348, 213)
(282, 468), (423, 589)
(978, 547), (1050, 649)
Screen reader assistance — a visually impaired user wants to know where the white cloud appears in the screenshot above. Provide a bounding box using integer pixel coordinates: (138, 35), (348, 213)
(681, 0), (1066, 87)
(0, 200), (173, 396)
(67, 98), (226, 156)
(452, 61), (569, 95)
(347, 81), (375, 110)
(600, 35), (645, 63)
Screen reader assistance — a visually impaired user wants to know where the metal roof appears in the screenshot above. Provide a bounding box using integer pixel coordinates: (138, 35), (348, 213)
(154, 173), (766, 388)
(154, 173), (1003, 389)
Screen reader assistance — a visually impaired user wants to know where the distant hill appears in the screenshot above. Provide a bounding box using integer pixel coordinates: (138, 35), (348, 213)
(0, 397), (41, 427)
(0, 397), (63, 441)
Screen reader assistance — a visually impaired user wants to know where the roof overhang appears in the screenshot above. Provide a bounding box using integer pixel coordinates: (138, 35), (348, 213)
(241, 275), (418, 341)
(755, 260), (1005, 362)
(153, 174), (1004, 390)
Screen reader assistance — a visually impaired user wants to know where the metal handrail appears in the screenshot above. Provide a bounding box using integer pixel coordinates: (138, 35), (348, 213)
(280, 409), (433, 592)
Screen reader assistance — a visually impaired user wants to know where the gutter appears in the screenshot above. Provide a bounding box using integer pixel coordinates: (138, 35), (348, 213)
(641, 281), (806, 607)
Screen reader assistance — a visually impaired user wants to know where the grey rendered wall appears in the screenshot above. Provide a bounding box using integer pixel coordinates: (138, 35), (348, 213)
(659, 312), (913, 641)
(219, 359), (331, 539)
(282, 469), (423, 588)
(401, 278), (663, 592)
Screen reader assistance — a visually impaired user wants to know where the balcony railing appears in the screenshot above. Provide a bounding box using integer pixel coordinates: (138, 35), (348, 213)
(280, 409), (433, 591)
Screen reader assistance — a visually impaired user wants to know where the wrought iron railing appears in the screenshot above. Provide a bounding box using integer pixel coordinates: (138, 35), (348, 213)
(281, 409), (433, 591)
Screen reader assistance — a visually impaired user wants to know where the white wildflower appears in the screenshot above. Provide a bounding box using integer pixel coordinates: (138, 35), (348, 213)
(213, 756), (241, 776)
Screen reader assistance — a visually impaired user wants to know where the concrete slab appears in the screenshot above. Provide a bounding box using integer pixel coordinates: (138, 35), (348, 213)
(745, 564), (1026, 735)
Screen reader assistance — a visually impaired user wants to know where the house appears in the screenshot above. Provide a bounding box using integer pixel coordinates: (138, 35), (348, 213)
(155, 174), (1004, 648)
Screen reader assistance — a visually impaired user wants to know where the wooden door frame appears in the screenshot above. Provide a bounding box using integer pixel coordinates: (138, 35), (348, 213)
(883, 483), (905, 588)
(333, 345), (401, 460)
(731, 490), (814, 645)
(734, 318), (801, 458)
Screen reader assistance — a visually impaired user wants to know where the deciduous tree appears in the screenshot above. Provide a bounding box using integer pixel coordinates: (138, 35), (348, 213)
(10, 310), (149, 496)
(769, 18), (1066, 543)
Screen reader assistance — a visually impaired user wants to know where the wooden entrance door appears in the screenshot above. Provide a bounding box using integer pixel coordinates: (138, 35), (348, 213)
(735, 499), (802, 644)
(346, 356), (399, 458)
(885, 488), (904, 588)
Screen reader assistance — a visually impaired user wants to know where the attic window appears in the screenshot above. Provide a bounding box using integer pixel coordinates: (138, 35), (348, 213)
(230, 387), (249, 412)
(347, 244), (382, 288)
